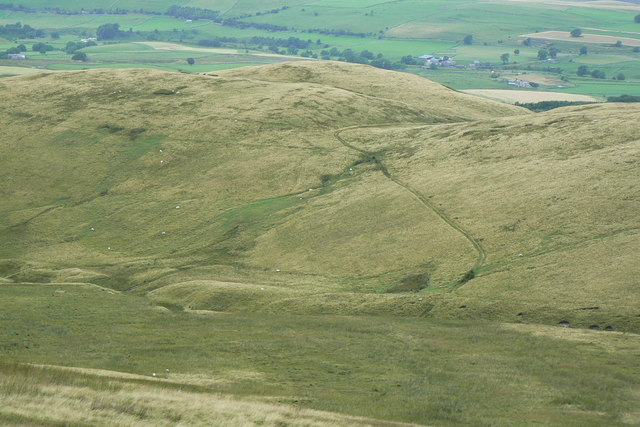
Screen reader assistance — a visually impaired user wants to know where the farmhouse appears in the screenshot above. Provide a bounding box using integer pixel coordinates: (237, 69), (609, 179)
(7, 54), (26, 60)
(507, 78), (532, 88)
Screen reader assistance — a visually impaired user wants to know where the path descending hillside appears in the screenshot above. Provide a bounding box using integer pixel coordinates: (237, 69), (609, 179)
(0, 61), (638, 331)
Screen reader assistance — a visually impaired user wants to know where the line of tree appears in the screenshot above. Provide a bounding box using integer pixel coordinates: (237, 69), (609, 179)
(197, 35), (312, 50)
(319, 47), (405, 70)
(607, 94), (640, 102)
(515, 100), (593, 112)
(221, 18), (288, 32)
(65, 40), (97, 53)
(0, 3), (36, 13)
(0, 22), (45, 39)
(577, 65), (606, 79)
(166, 5), (220, 20)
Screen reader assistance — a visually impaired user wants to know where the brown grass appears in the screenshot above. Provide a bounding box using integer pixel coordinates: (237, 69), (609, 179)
(0, 364), (418, 427)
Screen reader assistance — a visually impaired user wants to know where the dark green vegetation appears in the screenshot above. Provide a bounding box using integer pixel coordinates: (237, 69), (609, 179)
(1, 0), (639, 98)
(515, 100), (593, 112)
(1, 61), (639, 424)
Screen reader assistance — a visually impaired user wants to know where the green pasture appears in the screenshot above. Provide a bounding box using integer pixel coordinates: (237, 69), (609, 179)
(1, 282), (638, 426)
(221, 0), (310, 16)
(0, 0), (183, 13)
(0, 10), (193, 32)
(82, 42), (155, 52)
(565, 7), (640, 32)
(555, 79), (640, 97)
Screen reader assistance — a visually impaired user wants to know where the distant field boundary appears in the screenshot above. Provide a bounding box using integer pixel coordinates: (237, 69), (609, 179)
(520, 31), (640, 46)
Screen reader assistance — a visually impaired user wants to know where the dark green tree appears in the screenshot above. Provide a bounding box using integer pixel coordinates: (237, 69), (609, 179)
(537, 49), (548, 60)
(400, 55), (418, 65)
(96, 23), (120, 40)
(579, 46), (587, 55)
(31, 42), (53, 53)
(360, 50), (374, 59)
(570, 28), (582, 37)
(500, 53), (510, 64)
(463, 34), (473, 45)
(635, 13), (640, 23)
(187, 57), (195, 65)
(72, 52), (87, 61)
(577, 65), (589, 76)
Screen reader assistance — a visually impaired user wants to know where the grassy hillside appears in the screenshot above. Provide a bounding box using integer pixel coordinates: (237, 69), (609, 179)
(338, 103), (640, 329)
(1, 282), (638, 426)
(0, 61), (639, 425)
(0, 62), (638, 329)
(0, 63), (523, 299)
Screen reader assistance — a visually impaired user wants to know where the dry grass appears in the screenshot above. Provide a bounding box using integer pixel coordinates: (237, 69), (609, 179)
(218, 61), (527, 122)
(0, 363), (414, 427)
(0, 66), (43, 76)
(340, 102), (640, 329)
(0, 62), (637, 330)
(0, 63), (519, 299)
(520, 31), (640, 46)
(464, 89), (598, 104)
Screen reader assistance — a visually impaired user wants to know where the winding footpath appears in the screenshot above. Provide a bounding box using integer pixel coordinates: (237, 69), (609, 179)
(334, 125), (487, 280)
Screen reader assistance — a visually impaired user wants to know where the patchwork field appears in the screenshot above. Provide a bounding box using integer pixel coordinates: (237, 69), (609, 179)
(2, 0), (640, 97)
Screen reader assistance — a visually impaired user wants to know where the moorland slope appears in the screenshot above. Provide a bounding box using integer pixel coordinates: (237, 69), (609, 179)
(0, 61), (638, 332)
(1, 61), (640, 426)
